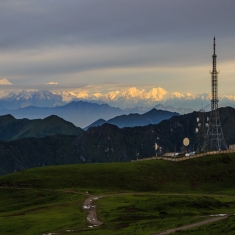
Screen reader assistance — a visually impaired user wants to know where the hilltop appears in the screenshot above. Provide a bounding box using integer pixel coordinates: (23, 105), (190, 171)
(0, 114), (83, 141)
(1, 152), (235, 193)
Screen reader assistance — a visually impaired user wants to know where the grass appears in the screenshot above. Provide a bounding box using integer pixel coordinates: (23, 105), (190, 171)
(174, 215), (235, 235)
(88, 194), (235, 235)
(1, 153), (235, 234)
(2, 191), (232, 235)
(1, 153), (235, 194)
(0, 188), (87, 235)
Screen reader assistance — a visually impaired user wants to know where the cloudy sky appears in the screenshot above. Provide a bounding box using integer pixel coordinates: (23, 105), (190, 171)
(0, 0), (235, 95)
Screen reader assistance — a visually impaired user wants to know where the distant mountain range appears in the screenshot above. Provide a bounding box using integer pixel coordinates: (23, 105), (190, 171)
(0, 89), (234, 128)
(84, 108), (180, 130)
(1, 106), (235, 175)
(153, 104), (193, 115)
(0, 100), (181, 128)
(0, 101), (124, 128)
(0, 114), (83, 141)
(0, 89), (235, 111)
(0, 90), (66, 109)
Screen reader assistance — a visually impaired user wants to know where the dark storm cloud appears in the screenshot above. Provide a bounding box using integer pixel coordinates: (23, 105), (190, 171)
(1, 0), (235, 50)
(0, 0), (235, 93)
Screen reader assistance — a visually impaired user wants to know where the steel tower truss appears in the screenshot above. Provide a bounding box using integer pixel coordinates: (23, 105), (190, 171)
(203, 37), (227, 151)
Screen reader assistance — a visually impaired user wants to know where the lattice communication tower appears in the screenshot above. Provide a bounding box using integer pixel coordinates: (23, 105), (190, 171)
(203, 37), (227, 151)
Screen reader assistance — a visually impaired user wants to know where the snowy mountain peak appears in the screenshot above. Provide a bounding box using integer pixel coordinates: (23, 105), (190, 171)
(145, 87), (167, 99)
(120, 87), (145, 99)
(170, 92), (184, 98)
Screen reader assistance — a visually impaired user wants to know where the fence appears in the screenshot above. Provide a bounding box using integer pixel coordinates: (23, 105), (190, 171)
(131, 149), (235, 162)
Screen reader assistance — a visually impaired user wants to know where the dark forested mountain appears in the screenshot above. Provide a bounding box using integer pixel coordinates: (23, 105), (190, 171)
(0, 114), (83, 141)
(84, 108), (179, 130)
(0, 106), (235, 175)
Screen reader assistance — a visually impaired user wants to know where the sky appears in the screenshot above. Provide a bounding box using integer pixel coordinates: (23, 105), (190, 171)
(0, 0), (235, 95)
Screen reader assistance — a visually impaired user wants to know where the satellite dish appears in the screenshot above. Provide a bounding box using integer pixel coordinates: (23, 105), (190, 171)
(195, 128), (198, 133)
(198, 123), (201, 127)
(205, 123), (209, 128)
(183, 138), (190, 146)
(155, 143), (158, 150)
(196, 117), (199, 122)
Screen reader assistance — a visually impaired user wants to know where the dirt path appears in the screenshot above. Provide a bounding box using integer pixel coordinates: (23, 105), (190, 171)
(83, 195), (103, 226)
(81, 192), (233, 231)
(1, 187), (233, 232)
(154, 214), (229, 235)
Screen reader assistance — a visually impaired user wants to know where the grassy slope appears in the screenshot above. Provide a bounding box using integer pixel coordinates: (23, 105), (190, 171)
(1, 153), (235, 235)
(0, 188), (87, 235)
(1, 153), (235, 194)
(174, 216), (235, 235)
(94, 194), (235, 235)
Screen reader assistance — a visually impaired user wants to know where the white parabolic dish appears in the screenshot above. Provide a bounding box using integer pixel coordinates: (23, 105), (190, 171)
(183, 137), (190, 146)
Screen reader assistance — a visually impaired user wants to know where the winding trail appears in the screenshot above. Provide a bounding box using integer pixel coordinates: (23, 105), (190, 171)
(154, 215), (229, 235)
(81, 192), (234, 233)
(83, 195), (103, 226)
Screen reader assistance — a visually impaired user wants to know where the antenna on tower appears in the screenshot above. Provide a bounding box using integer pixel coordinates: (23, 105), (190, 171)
(213, 36), (216, 55)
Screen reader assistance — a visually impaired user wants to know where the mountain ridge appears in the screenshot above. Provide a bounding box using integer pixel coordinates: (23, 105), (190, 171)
(84, 108), (179, 130)
(0, 114), (83, 141)
(0, 100), (182, 128)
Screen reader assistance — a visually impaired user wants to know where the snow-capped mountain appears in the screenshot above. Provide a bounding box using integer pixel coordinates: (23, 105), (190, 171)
(0, 87), (234, 112)
(53, 87), (169, 108)
(53, 87), (235, 110)
(0, 90), (66, 109)
(163, 92), (211, 110)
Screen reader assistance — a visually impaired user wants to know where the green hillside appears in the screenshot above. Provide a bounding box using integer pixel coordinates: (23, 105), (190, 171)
(1, 153), (235, 194)
(1, 153), (235, 235)
(0, 114), (83, 141)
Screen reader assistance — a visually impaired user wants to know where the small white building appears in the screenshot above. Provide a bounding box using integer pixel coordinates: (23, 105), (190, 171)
(163, 152), (177, 157)
(229, 144), (235, 150)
